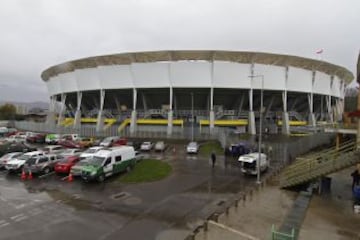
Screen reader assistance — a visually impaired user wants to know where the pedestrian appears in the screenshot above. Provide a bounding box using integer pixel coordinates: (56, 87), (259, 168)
(351, 169), (360, 190)
(211, 151), (216, 168)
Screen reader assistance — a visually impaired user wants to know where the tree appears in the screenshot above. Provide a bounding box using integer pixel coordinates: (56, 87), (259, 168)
(0, 103), (16, 120)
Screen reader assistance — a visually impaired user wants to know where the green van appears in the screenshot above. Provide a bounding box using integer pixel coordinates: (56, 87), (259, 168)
(81, 146), (136, 182)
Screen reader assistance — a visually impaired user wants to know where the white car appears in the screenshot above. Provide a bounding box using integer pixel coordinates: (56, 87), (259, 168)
(79, 146), (104, 159)
(5, 151), (45, 172)
(99, 136), (120, 147)
(238, 153), (268, 175)
(186, 142), (199, 154)
(154, 141), (166, 152)
(140, 142), (153, 151)
(42, 145), (65, 154)
(60, 148), (83, 156)
(0, 152), (23, 168)
(5, 135), (25, 143)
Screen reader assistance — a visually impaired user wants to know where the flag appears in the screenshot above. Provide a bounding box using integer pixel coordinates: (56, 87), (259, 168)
(316, 48), (324, 54)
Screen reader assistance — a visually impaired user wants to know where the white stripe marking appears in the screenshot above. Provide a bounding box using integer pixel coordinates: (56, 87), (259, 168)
(10, 214), (24, 220)
(14, 216), (28, 222)
(0, 222), (10, 228)
(0, 220), (6, 224)
(15, 204), (26, 209)
(0, 196), (7, 202)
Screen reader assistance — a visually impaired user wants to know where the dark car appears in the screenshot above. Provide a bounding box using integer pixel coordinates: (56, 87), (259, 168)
(226, 142), (253, 157)
(0, 142), (37, 157)
(26, 133), (46, 144)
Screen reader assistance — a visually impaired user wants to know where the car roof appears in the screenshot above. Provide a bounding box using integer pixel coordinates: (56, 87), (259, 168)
(24, 151), (44, 156)
(89, 146), (104, 150)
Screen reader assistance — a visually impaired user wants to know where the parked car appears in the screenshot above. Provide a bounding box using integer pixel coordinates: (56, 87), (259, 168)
(58, 139), (82, 149)
(154, 141), (166, 152)
(26, 133), (46, 144)
(226, 142), (253, 157)
(111, 138), (128, 147)
(0, 152), (23, 169)
(99, 136), (122, 147)
(70, 158), (91, 176)
(55, 155), (81, 174)
(60, 148), (83, 157)
(61, 134), (80, 142)
(45, 134), (61, 144)
(5, 135), (25, 144)
(186, 142), (199, 154)
(140, 141), (153, 151)
(4, 128), (18, 137)
(42, 145), (65, 154)
(81, 146), (136, 182)
(5, 151), (45, 173)
(23, 154), (63, 174)
(238, 153), (268, 175)
(77, 137), (94, 148)
(79, 146), (104, 159)
(0, 142), (37, 157)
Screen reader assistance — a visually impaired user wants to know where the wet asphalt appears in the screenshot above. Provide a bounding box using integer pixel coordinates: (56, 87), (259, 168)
(0, 145), (275, 240)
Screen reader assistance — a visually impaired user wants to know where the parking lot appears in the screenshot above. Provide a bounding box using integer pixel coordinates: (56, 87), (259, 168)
(0, 141), (270, 240)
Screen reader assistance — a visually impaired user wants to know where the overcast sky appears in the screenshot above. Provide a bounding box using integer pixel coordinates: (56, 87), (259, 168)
(0, 0), (359, 103)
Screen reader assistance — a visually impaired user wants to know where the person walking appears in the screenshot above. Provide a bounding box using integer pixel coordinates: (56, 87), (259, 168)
(211, 152), (216, 168)
(351, 169), (360, 190)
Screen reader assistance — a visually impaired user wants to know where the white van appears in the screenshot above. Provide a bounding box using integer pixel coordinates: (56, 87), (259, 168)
(81, 146), (136, 182)
(238, 153), (268, 175)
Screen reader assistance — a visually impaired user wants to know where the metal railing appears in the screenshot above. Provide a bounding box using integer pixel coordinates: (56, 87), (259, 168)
(280, 140), (360, 188)
(271, 225), (295, 240)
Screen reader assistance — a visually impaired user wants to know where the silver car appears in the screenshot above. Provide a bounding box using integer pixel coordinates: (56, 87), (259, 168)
(0, 152), (23, 169)
(154, 141), (166, 152)
(23, 154), (63, 174)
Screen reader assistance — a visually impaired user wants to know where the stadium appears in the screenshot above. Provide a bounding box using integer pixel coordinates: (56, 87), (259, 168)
(41, 50), (353, 136)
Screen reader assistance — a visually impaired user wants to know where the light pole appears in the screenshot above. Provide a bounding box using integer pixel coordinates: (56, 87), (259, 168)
(248, 75), (264, 184)
(191, 92), (194, 142)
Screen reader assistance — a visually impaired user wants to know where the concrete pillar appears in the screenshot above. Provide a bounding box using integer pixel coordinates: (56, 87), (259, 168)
(167, 87), (173, 135)
(74, 92), (82, 129)
(96, 90), (105, 132)
(308, 113), (316, 127)
(46, 96), (56, 127)
(282, 112), (290, 135)
(130, 89), (137, 134)
(209, 88), (215, 131)
(57, 93), (67, 126)
(167, 110), (173, 135)
(327, 95), (334, 123)
(248, 111), (256, 135)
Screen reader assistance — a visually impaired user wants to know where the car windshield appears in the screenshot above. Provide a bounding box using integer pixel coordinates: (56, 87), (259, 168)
(26, 157), (37, 165)
(88, 156), (104, 166)
(143, 142), (151, 145)
(83, 148), (97, 154)
(59, 157), (72, 163)
(76, 160), (90, 166)
(62, 149), (74, 154)
(102, 138), (112, 143)
(188, 142), (197, 147)
(18, 154), (31, 160)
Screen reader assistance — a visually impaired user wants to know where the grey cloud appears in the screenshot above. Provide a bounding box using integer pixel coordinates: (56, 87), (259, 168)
(0, 0), (359, 102)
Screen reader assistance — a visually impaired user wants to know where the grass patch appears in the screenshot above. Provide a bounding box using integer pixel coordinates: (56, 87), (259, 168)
(199, 141), (224, 156)
(118, 159), (172, 183)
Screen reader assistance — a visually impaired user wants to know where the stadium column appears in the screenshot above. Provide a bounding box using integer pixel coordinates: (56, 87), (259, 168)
(209, 59), (215, 133)
(167, 87), (173, 135)
(209, 88), (215, 132)
(327, 76), (334, 123)
(74, 91), (82, 129)
(282, 66), (290, 135)
(130, 88), (137, 134)
(96, 89), (105, 132)
(308, 71), (316, 127)
(46, 96), (56, 127)
(248, 63), (256, 135)
(57, 93), (67, 126)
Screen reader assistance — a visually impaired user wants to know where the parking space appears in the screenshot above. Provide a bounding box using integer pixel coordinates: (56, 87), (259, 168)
(0, 139), (276, 240)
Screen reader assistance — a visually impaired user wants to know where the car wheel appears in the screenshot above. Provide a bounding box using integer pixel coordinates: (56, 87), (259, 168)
(97, 174), (105, 182)
(43, 167), (50, 174)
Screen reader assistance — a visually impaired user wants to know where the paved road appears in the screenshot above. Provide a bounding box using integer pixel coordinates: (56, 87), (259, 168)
(0, 147), (273, 240)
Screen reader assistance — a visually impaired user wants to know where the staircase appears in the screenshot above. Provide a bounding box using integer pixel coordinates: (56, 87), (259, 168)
(280, 140), (360, 188)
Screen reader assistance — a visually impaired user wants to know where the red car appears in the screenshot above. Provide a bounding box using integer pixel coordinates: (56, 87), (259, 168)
(58, 139), (82, 149)
(54, 155), (80, 174)
(26, 133), (46, 143)
(112, 138), (128, 147)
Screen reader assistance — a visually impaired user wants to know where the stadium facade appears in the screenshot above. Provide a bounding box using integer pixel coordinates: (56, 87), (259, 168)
(41, 50), (353, 135)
